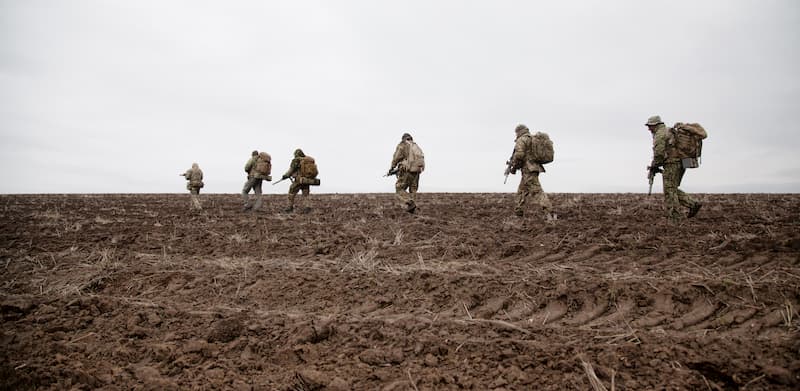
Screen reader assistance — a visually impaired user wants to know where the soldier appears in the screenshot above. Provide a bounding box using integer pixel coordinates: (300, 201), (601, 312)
(281, 148), (317, 213)
(242, 150), (272, 211)
(388, 132), (425, 214)
(509, 124), (553, 219)
(180, 162), (204, 210)
(646, 115), (702, 222)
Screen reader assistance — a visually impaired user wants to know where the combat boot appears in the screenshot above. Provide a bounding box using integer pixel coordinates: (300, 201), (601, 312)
(688, 202), (702, 218)
(514, 209), (524, 217)
(406, 201), (417, 214)
(283, 206), (294, 213)
(301, 207), (311, 214)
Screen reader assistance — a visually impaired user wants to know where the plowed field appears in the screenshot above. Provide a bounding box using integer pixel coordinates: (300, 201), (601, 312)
(1, 193), (799, 390)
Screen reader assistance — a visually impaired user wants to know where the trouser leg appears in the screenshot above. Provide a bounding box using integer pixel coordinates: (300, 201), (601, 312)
(515, 172), (531, 215)
(516, 171), (550, 216)
(530, 175), (551, 213)
(674, 168), (696, 210)
(408, 172), (420, 203)
(242, 177), (255, 206)
(395, 172), (412, 206)
(252, 180), (263, 210)
(288, 181), (301, 210)
(298, 186), (310, 209)
(662, 163), (687, 221)
(190, 188), (202, 210)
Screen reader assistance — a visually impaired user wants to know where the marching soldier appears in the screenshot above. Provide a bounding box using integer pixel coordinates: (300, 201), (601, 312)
(508, 124), (553, 219)
(180, 162), (204, 210)
(242, 150), (272, 211)
(281, 148), (318, 213)
(646, 115), (702, 222)
(388, 133), (425, 213)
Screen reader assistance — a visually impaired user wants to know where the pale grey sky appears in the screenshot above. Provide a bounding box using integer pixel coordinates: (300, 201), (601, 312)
(1, 0), (798, 194)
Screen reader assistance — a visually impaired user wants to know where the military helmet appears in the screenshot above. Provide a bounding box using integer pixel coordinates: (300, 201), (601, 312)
(515, 124), (528, 132)
(401, 132), (412, 141)
(645, 115), (663, 126)
(251, 150), (259, 156)
(294, 148), (305, 158)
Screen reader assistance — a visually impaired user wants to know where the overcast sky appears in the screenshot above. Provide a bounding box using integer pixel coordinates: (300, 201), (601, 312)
(1, 0), (798, 194)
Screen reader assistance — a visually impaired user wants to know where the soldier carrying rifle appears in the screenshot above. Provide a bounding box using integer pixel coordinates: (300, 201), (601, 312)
(645, 115), (705, 222)
(388, 132), (425, 214)
(278, 148), (319, 214)
(506, 124), (555, 220)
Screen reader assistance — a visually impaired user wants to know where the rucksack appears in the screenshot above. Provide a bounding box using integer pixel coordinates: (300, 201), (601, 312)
(529, 132), (554, 164)
(406, 142), (425, 173)
(188, 168), (202, 181)
(189, 169), (203, 187)
(668, 123), (707, 159)
(299, 156), (318, 178)
(255, 152), (272, 176)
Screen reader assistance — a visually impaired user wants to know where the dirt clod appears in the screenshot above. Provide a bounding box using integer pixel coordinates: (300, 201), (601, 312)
(208, 318), (244, 343)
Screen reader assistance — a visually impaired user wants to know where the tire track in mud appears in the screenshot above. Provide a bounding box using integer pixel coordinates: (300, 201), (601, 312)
(331, 245), (799, 342)
(114, 253), (789, 342)
(336, 283), (797, 343)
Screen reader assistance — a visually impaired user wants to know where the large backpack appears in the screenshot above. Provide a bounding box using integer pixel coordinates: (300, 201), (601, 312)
(299, 156), (318, 178)
(406, 142), (425, 173)
(668, 123), (707, 159)
(186, 168), (204, 189)
(255, 152), (272, 176)
(189, 169), (203, 187)
(530, 132), (554, 164)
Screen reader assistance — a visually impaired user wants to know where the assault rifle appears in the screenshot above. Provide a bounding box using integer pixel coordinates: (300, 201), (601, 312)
(503, 149), (516, 184)
(647, 165), (663, 195)
(273, 176), (290, 185)
(384, 167), (398, 177)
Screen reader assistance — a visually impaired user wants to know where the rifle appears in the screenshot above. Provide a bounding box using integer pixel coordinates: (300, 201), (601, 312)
(503, 149), (516, 184)
(647, 165), (662, 195)
(273, 177), (290, 186)
(384, 167), (399, 177)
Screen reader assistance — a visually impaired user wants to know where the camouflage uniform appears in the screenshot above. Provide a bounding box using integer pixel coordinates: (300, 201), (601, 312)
(647, 115), (701, 221)
(390, 133), (421, 213)
(241, 151), (263, 211)
(182, 163), (203, 210)
(511, 125), (552, 218)
(282, 149), (311, 213)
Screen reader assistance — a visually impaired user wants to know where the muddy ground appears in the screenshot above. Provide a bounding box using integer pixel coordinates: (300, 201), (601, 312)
(1, 193), (798, 390)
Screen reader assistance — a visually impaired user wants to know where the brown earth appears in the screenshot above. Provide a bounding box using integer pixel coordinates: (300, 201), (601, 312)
(1, 193), (799, 390)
